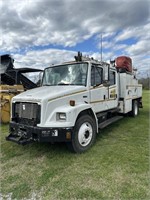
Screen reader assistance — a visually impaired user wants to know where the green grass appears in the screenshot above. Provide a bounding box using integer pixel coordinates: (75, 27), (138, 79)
(0, 90), (149, 200)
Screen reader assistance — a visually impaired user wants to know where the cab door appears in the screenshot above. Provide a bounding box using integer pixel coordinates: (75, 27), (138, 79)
(90, 65), (108, 113)
(106, 69), (118, 109)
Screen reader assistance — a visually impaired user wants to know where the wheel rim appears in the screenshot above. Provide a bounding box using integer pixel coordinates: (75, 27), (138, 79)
(78, 122), (93, 147)
(134, 102), (138, 115)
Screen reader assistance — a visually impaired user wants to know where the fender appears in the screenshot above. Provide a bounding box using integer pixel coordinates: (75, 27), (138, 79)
(43, 103), (98, 131)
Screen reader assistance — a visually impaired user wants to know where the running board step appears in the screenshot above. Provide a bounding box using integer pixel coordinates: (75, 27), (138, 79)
(98, 116), (123, 129)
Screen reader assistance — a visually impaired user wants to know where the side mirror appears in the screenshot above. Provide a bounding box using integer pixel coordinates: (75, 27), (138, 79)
(103, 63), (109, 82)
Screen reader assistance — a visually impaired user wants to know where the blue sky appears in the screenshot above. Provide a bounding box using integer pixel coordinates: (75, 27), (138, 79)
(1, 0), (150, 78)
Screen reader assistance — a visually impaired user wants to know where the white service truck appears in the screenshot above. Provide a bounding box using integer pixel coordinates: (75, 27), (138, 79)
(6, 52), (142, 153)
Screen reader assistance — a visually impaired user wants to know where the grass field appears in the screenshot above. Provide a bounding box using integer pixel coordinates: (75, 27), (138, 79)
(0, 90), (149, 200)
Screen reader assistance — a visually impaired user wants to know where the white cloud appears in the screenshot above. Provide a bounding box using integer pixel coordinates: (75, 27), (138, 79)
(115, 23), (150, 42)
(10, 46), (149, 80)
(12, 48), (115, 71)
(126, 40), (150, 56)
(0, 0), (150, 78)
(13, 49), (76, 69)
(1, 0), (149, 51)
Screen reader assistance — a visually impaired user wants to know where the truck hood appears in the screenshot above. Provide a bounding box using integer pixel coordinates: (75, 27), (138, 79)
(13, 85), (86, 102)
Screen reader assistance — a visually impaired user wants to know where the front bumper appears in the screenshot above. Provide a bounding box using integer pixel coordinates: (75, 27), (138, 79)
(6, 121), (73, 145)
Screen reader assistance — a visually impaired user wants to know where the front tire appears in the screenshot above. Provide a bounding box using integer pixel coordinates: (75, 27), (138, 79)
(67, 115), (96, 153)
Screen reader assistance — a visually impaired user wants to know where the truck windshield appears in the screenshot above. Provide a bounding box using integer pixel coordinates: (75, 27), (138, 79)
(42, 63), (88, 86)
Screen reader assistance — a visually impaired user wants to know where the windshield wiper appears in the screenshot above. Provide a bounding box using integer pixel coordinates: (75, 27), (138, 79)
(57, 82), (75, 85)
(43, 84), (52, 86)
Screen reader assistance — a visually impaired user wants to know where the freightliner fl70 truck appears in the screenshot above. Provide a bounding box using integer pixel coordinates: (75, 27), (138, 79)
(6, 52), (142, 153)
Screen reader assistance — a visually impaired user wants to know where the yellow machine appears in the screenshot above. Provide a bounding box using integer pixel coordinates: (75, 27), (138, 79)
(0, 54), (43, 123)
(0, 85), (24, 123)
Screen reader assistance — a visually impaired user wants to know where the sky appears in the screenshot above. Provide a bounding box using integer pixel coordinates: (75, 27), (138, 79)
(0, 0), (150, 78)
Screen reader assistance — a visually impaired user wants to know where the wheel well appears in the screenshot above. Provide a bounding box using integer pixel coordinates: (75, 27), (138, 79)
(132, 98), (142, 106)
(76, 109), (96, 123)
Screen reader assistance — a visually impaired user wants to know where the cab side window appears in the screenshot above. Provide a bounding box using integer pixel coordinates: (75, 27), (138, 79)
(109, 71), (116, 85)
(91, 66), (103, 86)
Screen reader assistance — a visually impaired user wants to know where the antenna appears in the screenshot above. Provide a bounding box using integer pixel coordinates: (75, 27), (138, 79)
(100, 34), (102, 61)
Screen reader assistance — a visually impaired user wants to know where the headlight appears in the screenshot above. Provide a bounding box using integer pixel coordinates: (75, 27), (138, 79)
(57, 113), (66, 121)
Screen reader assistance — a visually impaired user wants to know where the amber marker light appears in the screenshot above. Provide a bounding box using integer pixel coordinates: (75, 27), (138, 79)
(66, 132), (71, 140)
(70, 100), (75, 106)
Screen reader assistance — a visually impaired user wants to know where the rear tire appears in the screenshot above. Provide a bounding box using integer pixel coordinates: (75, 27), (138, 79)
(67, 115), (96, 153)
(130, 100), (139, 117)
